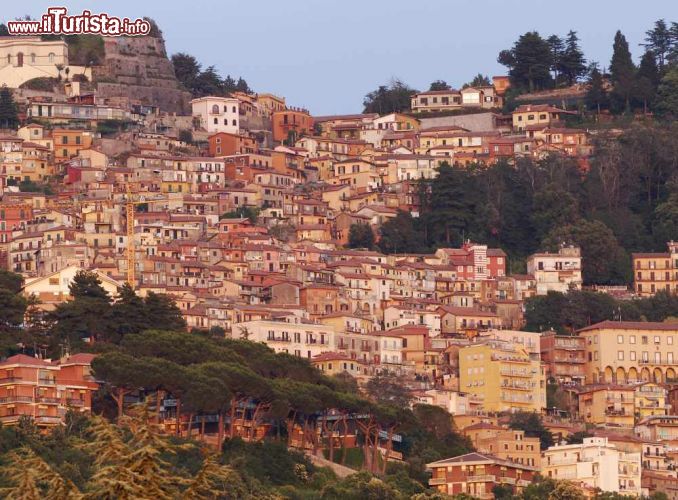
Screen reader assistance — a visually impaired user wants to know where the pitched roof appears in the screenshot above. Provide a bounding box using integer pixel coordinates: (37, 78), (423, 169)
(427, 452), (537, 470)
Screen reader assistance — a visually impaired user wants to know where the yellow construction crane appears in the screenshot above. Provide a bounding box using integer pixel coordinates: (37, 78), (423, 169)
(123, 184), (169, 288)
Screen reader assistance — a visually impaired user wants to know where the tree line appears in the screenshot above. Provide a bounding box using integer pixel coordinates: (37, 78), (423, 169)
(362, 19), (678, 116)
(0, 270), (187, 359)
(171, 53), (252, 98)
(525, 289), (678, 333)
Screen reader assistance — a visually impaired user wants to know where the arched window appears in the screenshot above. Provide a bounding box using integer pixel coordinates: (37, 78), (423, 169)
(30, 53), (36, 63)
(6, 54), (11, 64)
(211, 104), (219, 114)
(48, 53), (55, 63)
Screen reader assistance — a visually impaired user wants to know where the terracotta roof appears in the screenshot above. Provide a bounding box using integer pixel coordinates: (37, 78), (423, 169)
(0, 354), (54, 367)
(577, 320), (678, 333)
(427, 452), (537, 471)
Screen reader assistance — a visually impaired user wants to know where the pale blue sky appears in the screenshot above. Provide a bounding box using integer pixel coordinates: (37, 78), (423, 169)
(5, 1), (678, 114)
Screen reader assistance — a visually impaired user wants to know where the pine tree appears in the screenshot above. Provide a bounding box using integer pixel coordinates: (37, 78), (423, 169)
(561, 30), (587, 85)
(643, 19), (673, 68)
(0, 85), (19, 129)
(609, 30), (637, 113)
(547, 35), (565, 82)
(585, 63), (608, 114)
(636, 50), (660, 113)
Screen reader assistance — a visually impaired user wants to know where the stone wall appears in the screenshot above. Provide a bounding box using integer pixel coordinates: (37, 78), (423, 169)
(93, 36), (191, 114)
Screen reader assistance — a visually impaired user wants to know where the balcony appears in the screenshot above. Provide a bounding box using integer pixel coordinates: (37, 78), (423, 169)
(0, 377), (23, 384)
(35, 416), (62, 425)
(429, 477), (447, 486)
(0, 396), (33, 404)
(498, 476), (516, 485)
(66, 398), (85, 407)
(500, 370), (532, 378)
(38, 378), (56, 385)
(36, 396), (60, 404)
(467, 474), (496, 483)
(0, 414), (22, 423)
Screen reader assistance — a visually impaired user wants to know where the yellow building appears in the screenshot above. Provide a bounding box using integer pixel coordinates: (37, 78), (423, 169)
(511, 104), (575, 132)
(632, 242), (678, 296)
(311, 352), (368, 379)
(161, 180), (192, 194)
(463, 424), (541, 468)
(578, 321), (678, 385)
(53, 129), (94, 162)
(459, 341), (545, 413)
(578, 385), (635, 428)
(634, 382), (668, 420)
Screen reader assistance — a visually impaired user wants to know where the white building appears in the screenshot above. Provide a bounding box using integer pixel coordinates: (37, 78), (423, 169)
(527, 245), (582, 295)
(0, 37), (91, 88)
(542, 437), (642, 496)
(191, 96), (240, 134)
(235, 318), (334, 359)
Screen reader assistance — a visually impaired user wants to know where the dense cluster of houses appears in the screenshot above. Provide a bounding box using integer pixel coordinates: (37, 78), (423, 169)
(0, 35), (676, 498)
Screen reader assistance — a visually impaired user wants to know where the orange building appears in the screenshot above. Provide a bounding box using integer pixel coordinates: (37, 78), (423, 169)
(272, 108), (314, 143)
(0, 353), (97, 428)
(208, 132), (258, 157)
(53, 129), (93, 162)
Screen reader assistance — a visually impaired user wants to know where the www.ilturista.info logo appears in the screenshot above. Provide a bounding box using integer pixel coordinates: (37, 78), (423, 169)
(7, 8), (152, 36)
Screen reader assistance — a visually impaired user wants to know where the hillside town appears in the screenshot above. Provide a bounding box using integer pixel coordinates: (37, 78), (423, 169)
(0, 12), (677, 500)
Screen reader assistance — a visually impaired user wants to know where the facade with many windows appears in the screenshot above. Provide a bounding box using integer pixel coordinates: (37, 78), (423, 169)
(578, 321), (678, 385)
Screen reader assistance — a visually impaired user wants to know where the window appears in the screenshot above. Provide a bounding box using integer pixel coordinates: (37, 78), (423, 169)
(617, 351), (624, 361)
(48, 53), (55, 63)
(669, 352), (674, 364)
(642, 336), (648, 345)
(655, 352), (661, 363)
(232, 119), (237, 126)
(617, 335), (624, 344)
(630, 351), (636, 361)
(212, 104), (220, 114)
(668, 336), (673, 345)
(62, 136), (68, 144)
(213, 118), (218, 124)
(630, 335), (636, 344)
(654, 336), (660, 344)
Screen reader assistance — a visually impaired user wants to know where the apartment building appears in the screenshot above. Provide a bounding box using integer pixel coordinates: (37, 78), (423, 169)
(271, 108), (313, 143)
(632, 241), (678, 297)
(578, 321), (678, 385)
(526, 245), (582, 295)
(427, 452), (536, 499)
(635, 382), (669, 420)
(511, 104), (575, 132)
(463, 424), (541, 468)
(542, 437), (642, 497)
(234, 318), (334, 359)
(0, 354), (97, 427)
(539, 331), (586, 383)
(191, 96), (240, 134)
(578, 385), (636, 428)
(459, 341), (545, 413)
